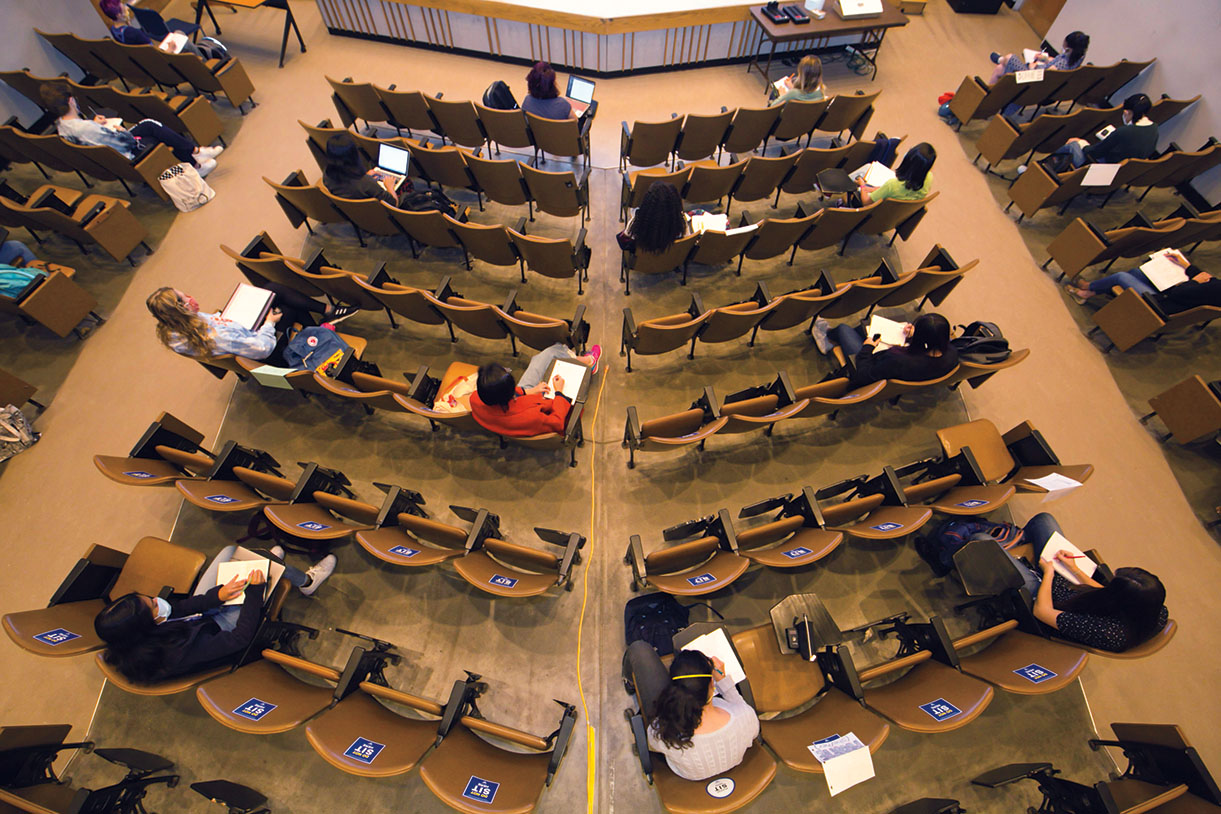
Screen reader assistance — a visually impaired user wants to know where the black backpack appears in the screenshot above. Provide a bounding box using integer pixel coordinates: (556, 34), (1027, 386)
(400, 189), (457, 218)
(914, 518), (1023, 577)
(624, 593), (722, 656)
(482, 80), (518, 111)
(952, 320), (1011, 363)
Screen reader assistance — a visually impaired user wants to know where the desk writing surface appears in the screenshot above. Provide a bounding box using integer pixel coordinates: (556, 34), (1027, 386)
(749, 1), (907, 42)
(207, 0), (270, 7)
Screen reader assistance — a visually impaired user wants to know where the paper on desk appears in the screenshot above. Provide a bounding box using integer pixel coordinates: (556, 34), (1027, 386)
(1014, 68), (1045, 84)
(773, 75), (794, 95)
(865, 315), (909, 352)
(681, 628), (746, 685)
(724, 223), (759, 237)
(159, 32), (188, 54)
(1082, 163), (1120, 187)
(1022, 48), (1042, 64)
(849, 162), (895, 188)
(250, 365), (296, 389)
(547, 358), (587, 402)
(808, 733), (874, 796)
(216, 559), (270, 605)
(688, 213), (729, 234)
(1022, 472), (1082, 503)
(1039, 531), (1097, 585)
(1140, 250), (1189, 291)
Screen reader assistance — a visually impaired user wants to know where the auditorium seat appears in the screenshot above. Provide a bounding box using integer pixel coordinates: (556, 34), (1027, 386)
(477, 104), (534, 155)
(425, 97), (487, 149)
(621, 117), (682, 170)
(621, 233), (699, 294)
(623, 388), (727, 467)
(727, 153), (799, 217)
(453, 525), (585, 597)
(508, 227), (591, 294)
(519, 164), (590, 221)
(720, 106), (781, 160)
(673, 110), (733, 164)
(766, 97), (832, 152)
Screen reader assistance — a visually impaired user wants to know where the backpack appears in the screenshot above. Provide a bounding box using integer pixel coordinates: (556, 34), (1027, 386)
(400, 189), (457, 217)
(158, 163), (215, 213)
(197, 36), (229, 62)
(0, 266), (45, 299)
(282, 326), (351, 372)
(624, 593), (722, 656)
(482, 80), (518, 111)
(915, 518), (1023, 577)
(866, 131), (901, 168)
(952, 320), (1011, 363)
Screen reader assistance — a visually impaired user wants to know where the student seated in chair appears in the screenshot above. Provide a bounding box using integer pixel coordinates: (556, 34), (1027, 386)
(814, 312), (958, 389)
(1039, 93), (1158, 172)
(41, 84), (223, 176)
(99, 0), (205, 56)
(626, 642), (760, 782)
(0, 240), (37, 267)
(146, 287), (353, 365)
(1004, 514), (1168, 653)
(1065, 250), (1221, 313)
(321, 134), (403, 205)
(988, 30), (1089, 84)
(522, 61), (574, 121)
(857, 142), (935, 204)
(769, 55), (826, 106)
(470, 343), (601, 437)
(94, 545), (335, 684)
(620, 183), (691, 255)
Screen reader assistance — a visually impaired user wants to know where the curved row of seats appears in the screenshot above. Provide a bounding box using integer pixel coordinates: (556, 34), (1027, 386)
(621, 245), (975, 368)
(37, 29), (256, 111)
(947, 58), (1153, 128)
(0, 183), (150, 263)
(623, 350), (1030, 467)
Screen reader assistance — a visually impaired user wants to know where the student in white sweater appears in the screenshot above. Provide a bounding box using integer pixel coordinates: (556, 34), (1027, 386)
(627, 642), (760, 781)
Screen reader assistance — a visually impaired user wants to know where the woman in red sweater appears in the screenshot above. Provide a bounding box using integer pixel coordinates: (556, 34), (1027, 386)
(471, 343), (600, 436)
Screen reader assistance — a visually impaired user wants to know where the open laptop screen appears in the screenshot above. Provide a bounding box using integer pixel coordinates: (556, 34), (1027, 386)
(378, 143), (410, 175)
(566, 75), (596, 104)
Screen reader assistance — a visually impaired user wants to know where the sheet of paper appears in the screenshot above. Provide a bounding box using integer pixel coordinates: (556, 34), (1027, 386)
(1081, 163), (1120, 187)
(849, 162), (895, 187)
(1022, 48), (1042, 64)
(159, 32), (188, 54)
(865, 315), (909, 352)
(1039, 531), (1097, 585)
(688, 213), (729, 234)
(681, 628), (746, 685)
(1014, 68), (1045, 84)
(1139, 250), (1189, 291)
(1022, 472), (1082, 503)
(808, 733), (875, 796)
(724, 223), (760, 237)
(773, 75), (793, 94)
(250, 365), (296, 389)
(221, 283), (274, 331)
(216, 558), (271, 605)
(102, 118), (125, 130)
(547, 358), (587, 402)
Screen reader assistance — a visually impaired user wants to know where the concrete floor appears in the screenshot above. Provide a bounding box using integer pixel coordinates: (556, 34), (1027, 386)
(2, 1), (1219, 812)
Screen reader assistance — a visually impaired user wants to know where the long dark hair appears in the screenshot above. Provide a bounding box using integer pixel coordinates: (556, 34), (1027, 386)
(895, 143), (936, 192)
(1060, 567), (1165, 640)
(1062, 31), (1089, 67)
(649, 650), (714, 750)
(907, 313), (950, 355)
(629, 183), (686, 254)
(476, 363), (517, 409)
(95, 593), (190, 684)
(323, 133), (369, 184)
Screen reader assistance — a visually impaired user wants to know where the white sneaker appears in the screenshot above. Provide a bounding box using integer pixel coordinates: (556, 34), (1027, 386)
(269, 545), (285, 560)
(812, 317), (834, 355)
(197, 145), (224, 159)
(299, 554), (336, 596)
(196, 157), (217, 177)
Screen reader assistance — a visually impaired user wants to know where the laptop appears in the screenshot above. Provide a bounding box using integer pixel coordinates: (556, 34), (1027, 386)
(372, 143), (411, 192)
(565, 75), (596, 116)
(220, 283), (275, 331)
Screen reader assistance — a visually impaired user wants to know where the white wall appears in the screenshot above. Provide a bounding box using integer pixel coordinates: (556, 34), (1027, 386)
(0, 1), (109, 126)
(1048, 0), (1221, 203)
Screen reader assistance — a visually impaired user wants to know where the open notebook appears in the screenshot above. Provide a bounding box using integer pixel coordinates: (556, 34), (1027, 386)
(849, 161), (895, 187)
(681, 628), (746, 684)
(219, 283), (274, 331)
(1139, 250), (1190, 291)
(544, 358), (589, 402)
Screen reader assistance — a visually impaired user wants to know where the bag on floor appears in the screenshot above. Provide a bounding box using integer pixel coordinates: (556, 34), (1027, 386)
(915, 518), (1023, 577)
(198, 36), (229, 62)
(952, 320), (1010, 363)
(159, 163), (216, 213)
(400, 189), (457, 217)
(624, 593), (722, 656)
(283, 326), (351, 373)
(482, 80), (518, 111)
(0, 404), (38, 464)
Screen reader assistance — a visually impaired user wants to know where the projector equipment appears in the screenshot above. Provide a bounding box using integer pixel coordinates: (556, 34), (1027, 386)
(835, 0), (884, 19)
(784, 4), (812, 23)
(763, 1), (791, 23)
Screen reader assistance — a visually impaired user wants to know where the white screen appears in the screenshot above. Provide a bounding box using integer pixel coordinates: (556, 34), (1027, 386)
(378, 144), (410, 175)
(567, 76), (596, 104)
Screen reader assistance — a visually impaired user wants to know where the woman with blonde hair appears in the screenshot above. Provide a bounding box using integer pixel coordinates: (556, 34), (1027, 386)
(771, 55), (826, 105)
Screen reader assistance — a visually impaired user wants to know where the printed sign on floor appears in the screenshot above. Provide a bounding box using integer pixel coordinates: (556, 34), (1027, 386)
(783, 547), (813, 559)
(233, 698), (277, 721)
(34, 628), (81, 646)
(687, 573), (715, 586)
(489, 574), (518, 589)
(388, 546), (419, 558)
(1013, 664), (1057, 684)
(343, 737), (385, 764)
(918, 698), (962, 721)
(462, 776), (499, 804)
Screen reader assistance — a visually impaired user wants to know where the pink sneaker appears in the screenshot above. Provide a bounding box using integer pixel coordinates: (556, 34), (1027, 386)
(585, 345), (602, 375)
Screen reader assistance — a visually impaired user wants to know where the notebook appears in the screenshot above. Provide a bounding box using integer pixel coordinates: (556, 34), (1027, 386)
(158, 32), (189, 54)
(1039, 531), (1097, 585)
(1139, 249), (1189, 291)
(681, 628), (746, 685)
(214, 547), (285, 605)
(219, 283), (274, 331)
(848, 161), (896, 187)
(865, 314), (909, 352)
(542, 358), (589, 402)
(565, 75), (596, 116)
(688, 213), (730, 234)
(372, 143), (411, 192)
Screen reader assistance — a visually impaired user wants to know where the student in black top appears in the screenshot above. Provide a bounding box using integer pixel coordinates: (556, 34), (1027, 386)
(818, 313), (958, 388)
(321, 134), (400, 205)
(1066, 251), (1221, 314)
(1044, 93), (1158, 170)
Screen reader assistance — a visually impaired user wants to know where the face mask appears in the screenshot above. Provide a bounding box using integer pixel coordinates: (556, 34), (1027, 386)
(153, 596), (172, 624)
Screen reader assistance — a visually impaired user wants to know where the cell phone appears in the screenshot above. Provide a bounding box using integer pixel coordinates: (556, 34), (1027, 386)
(871, 333), (882, 342)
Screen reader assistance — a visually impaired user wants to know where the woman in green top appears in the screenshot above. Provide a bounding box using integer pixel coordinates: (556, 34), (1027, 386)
(770, 55), (826, 106)
(859, 142), (935, 203)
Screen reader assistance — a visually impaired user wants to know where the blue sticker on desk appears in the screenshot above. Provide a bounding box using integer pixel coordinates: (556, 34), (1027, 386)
(297, 521), (330, 531)
(811, 733), (841, 745)
(388, 546), (419, 558)
(871, 522), (902, 532)
(919, 698), (961, 721)
(34, 628), (81, 646)
(122, 470), (154, 479)
(687, 573), (715, 587)
(782, 546), (812, 559)
(462, 776), (499, 804)
(1013, 663), (1057, 684)
(955, 499), (987, 508)
(343, 737), (385, 764)
(489, 574), (518, 589)
(205, 495), (239, 504)
(233, 698), (277, 721)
